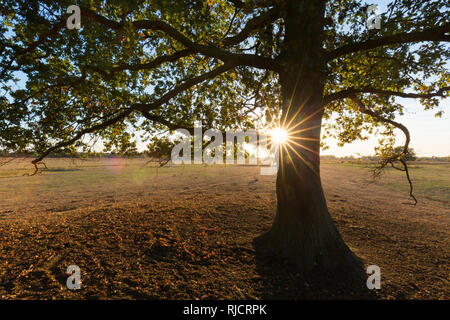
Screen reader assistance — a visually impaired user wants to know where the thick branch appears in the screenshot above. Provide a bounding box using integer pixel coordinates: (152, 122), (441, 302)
(82, 7), (281, 72)
(140, 113), (230, 142)
(0, 19), (67, 78)
(327, 23), (450, 61)
(134, 63), (236, 112)
(226, 0), (275, 10)
(85, 49), (194, 79)
(31, 108), (134, 166)
(350, 95), (410, 150)
(221, 7), (280, 47)
(323, 86), (450, 105)
(6, 7), (280, 76)
(30, 63), (235, 171)
(133, 21), (279, 71)
(140, 113), (194, 134)
(7, 20), (66, 55)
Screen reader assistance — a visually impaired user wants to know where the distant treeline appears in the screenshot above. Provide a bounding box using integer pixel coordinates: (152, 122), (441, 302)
(0, 151), (145, 159)
(2, 151), (450, 162)
(321, 155), (450, 162)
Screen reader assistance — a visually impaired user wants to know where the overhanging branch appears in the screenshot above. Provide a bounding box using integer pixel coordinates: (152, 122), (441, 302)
(133, 62), (237, 113)
(85, 49), (194, 79)
(82, 6), (281, 72)
(323, 86), (450, 105)
(5, 6), (281, 77)
(221, 7), (280, 47)
(350, 94), (417, 205)
(29, 62), (236, 173)
(31, 108), (134, 169)
(327, 23), (450, 61)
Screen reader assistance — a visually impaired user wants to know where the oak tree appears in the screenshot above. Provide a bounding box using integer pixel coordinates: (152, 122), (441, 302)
(1, 0), (448, 272)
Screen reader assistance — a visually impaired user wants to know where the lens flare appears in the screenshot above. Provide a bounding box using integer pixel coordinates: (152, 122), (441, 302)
(106, 156), (124, 173)
(271, 127), (288, 145)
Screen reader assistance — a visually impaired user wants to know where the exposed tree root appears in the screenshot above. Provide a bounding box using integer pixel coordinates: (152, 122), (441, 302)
(24, 160), (48, 176)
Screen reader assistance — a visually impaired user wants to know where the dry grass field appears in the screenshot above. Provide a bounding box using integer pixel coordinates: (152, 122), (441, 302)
(0, 158), (448, 299)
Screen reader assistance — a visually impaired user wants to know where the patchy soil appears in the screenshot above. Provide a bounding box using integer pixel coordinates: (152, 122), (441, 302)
(0, 159), (448, 299)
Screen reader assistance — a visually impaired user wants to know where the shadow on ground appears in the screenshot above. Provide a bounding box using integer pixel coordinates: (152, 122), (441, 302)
(252, 241), (377, 299)
(43, 168), (82, 172)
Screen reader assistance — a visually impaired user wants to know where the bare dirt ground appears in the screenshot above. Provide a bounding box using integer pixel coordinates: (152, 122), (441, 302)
(0, 158), (448, 299)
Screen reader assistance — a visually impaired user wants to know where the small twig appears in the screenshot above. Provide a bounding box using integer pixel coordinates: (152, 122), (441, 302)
(400, 158), (417, 205)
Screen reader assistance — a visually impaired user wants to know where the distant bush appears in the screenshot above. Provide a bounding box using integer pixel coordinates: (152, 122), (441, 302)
(393, 146), (417, 161)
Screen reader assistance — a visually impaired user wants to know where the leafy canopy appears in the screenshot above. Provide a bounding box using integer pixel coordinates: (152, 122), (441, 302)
(0, 0), (448, 162)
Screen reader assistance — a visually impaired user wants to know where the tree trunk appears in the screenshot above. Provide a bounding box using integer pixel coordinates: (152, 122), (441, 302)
(257, 72), (358, 272)
(256, 0), (359, 273)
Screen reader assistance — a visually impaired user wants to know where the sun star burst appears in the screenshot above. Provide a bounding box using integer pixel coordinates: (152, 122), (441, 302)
(271, 127), (289, 145)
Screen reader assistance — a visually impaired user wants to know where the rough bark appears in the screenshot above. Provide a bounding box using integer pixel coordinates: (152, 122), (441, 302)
(256, 0), (360, 273)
